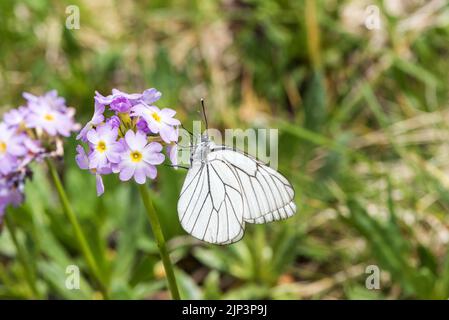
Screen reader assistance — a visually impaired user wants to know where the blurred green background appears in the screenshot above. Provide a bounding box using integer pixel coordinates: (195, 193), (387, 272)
(2, 0), (449, 299)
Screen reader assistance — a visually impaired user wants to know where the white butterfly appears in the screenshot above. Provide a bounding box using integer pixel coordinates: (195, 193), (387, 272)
(177, 104), (296, 244)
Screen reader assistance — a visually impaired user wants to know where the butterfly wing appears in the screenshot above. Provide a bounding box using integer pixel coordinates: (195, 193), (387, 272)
(178, 145), (296, 244)
(209, 147), (296, 224)
(177, 160), (245, 244)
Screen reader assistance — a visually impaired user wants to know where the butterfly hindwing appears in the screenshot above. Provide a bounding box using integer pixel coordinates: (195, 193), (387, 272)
(209, 147), (296, 224)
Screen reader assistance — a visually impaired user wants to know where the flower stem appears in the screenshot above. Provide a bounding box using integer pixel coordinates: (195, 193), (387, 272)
(46, 159), (108, 298)
(138, 184), (180, 300)
(4, 213), (40, 299)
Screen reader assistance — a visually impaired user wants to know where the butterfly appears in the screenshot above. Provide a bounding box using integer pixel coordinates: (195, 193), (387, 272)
(177, 100), (296, 244)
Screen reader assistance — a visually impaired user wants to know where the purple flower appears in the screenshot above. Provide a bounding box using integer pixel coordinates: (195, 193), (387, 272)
(110, 96), (132, 113)
(77, 87), (180, 195)
(75, 144), (89, 170)
(131, 104), (180, 143)
(106, 115), (121, 129)
(20, 136), (44, 166)
(4, 107), (29, 127)
(77, 100), (105, 141)
(86, 124), (121, 170)
(136, 118), (150, 133)
(0, 181), (24, 223)
(116, 130), (164, 184)
(23, 90), (66, 111)
(141, 88), (162, 104)
(95, 174), (105, 196)
(23, 136), (42, 154)
(95, 89), (142, 106)
(167, 143), (178, 167)
(166, 127), (179, 166)
(0, 123), (27, 175)
(75, 144), (109, 196)
(26, 100), (78, 137)
(0, 90), (78, 220)
(0, 170), (27, 223)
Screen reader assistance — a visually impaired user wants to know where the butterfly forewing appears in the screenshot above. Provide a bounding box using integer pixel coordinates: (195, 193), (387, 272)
(177, 159), (245, 244)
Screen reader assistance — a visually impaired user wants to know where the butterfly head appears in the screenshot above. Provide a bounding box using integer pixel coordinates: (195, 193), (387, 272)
(200, 134), (210, 143)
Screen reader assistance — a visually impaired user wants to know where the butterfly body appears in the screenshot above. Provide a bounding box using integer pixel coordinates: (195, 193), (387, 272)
(190, 134), (215, 165)
(178, 134), (296, 244)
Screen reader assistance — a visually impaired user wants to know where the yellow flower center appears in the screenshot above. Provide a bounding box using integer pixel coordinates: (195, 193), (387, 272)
(96, 141), (107, 153)
(44, 113), (54, 121)
(151, 112), (161, 123)
(0, 141), (6, 154)
(130, 150), (142, 163)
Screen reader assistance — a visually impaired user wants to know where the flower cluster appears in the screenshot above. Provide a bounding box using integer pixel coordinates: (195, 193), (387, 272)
(0, 90), (79, 223)
(76, 88), (180, 196)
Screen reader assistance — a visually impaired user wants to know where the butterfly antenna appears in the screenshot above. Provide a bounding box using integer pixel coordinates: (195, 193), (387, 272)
(164, 164), (190, 170)
(181, 123), (194, 148)
(201, 98), (209, 132)
(181, 124), (193, 136)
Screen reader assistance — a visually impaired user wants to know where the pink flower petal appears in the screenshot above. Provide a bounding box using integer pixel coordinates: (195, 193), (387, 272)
(144, 152), (165, 165)
(167, 144), (178, 166)
(163, 117), (181, 126)
(159, 108), (176, 118)
(119, 165), (135, 181)
(144, 142), (163, 153)
(142, 164), (157, 179)
(134, 167), (147, 184)
(142, 88), (162, 104)
(86, 129), (99, 144)
(96, 174), (105, 196)
(75, 145), (89, 170)
(125, 130), (147, 150)
(159, 124), (176, 143)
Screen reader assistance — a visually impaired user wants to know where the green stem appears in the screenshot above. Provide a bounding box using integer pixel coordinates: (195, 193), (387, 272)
(138, 184), (181, 300)
(4, 213), (40, 299)
(46, 159), (108, 298)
